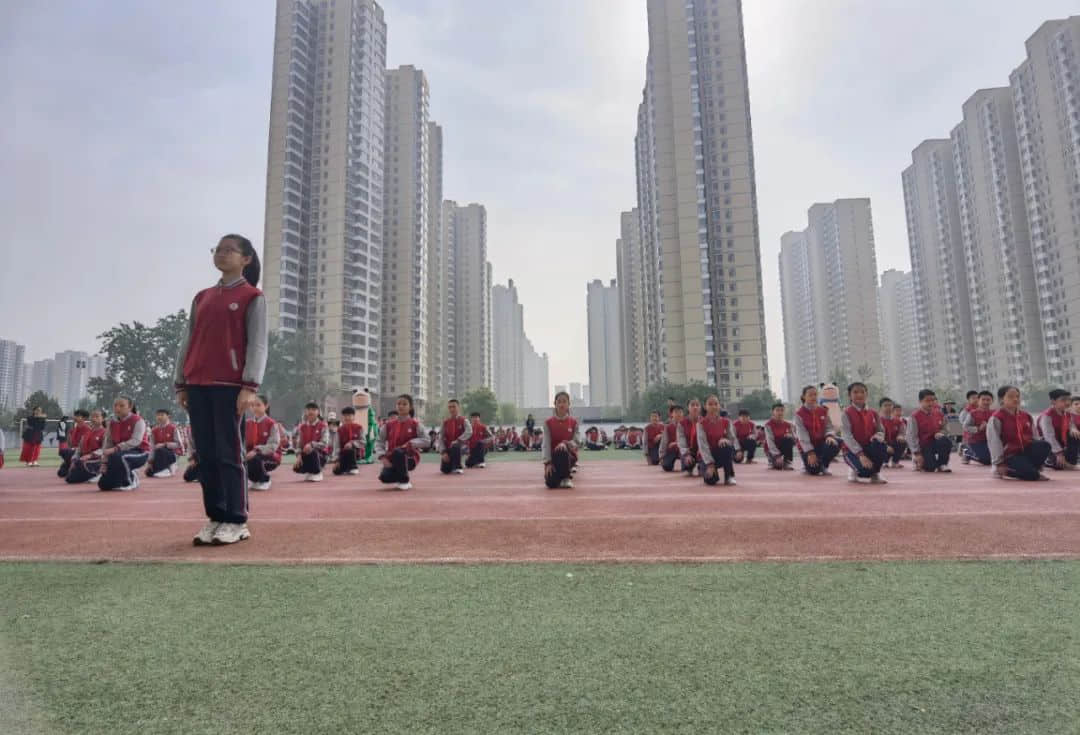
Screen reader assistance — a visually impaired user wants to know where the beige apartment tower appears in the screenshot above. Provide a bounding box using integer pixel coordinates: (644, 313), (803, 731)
(263, 0), (387, 393)
(902, 140), (977, 391)
(878, 269), (920, 407)
(778, 230), (817, 403)
(951, 88), (1047, 388)
(382, 66), (431, 412)
(635, 0), (769, 401)
(616, 209), (647, 407)
(443, 203), (491, 397)
(1010, 17), (1080, 386)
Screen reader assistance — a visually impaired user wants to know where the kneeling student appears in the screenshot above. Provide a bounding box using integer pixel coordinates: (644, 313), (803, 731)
(58, 409), (91, 478)
(465, 413), (492, 468)
(988, 385), (1050, 481)
(961, 391), (995, 465)
(907, 389), (953, 473)
(293, 402), (329, 482)
(377, 394), (429, 490)
(677, 399), (703, 475)
(245, 394), (281, 490)
(1037, 388), (1080, 471)
(794, 385), (840, 476)
(543, 391), (579, 489)
(332, 407), (366, 476)
(697, 395), (737, 486)
(643, 411), (664, 465)
(764, 403), (795, 470)
(146, 409), (185, 478)
(878, 398), (906, 468)
(661, 405), (688, 472)
(66, 410), (107, 484)
(733, 409), (758, 463)
(840, 382), (888, 484)
(98, 397), (150, 491)
(438, 399), (472, 475)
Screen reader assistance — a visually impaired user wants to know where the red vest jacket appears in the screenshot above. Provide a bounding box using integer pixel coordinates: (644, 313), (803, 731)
(385, 418), (422, 462)
(80, 426), (106, 456)
(766, 418), (791, 440)
(664, 422), (679, 447)
(337, 422), (366, 451)
(911, 409), (945, 447)
(468, 422), (489, 450)
(966, 408), (994, 443)
(180, 279), (263, 389)
(69, 423), (92, 453)
(152, 423), (183, 454)
(245, 415), (281, 462)
(546, 415), (578, 449)
(699, 415), (732, 448)
(844, 405), (880, 449)
(796, 405), (829, 447)
(645, 423), (664, 446)
(110, 414), (149, 452)
(993, 408), (1034, 459)
(297, 420), (329, 455)
(1040, 408), (1071, 448)
(734, 419), (755, 440)
(681, 417), (699, 453)
(442, 416), (467, 445)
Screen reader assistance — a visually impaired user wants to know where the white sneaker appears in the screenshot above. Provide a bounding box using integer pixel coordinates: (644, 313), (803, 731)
(88, 475), (101, 484)
(453, 468), (465, 475)
(211, 522), (251, 545)
(870, 474), (887, 485)
(193, 521), (220, 546)
(477, 463), (487, 469)
(259, 481), (272, 491)
(396, 481), (413, 490)
(309, 472), (324, 482)
(303, 474), (312, 481)
(118, 474), (140, 491)
(821, 469), (833, 476)
(153, 469), (172, 479)
(348, 468), (360, 475)
(724, 477), (737, 486)
(847, 468), (859, 483)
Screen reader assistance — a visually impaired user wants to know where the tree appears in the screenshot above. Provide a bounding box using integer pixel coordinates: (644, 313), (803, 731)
(461, 386), (498, 425)
(260, 330), (339, 423)
(88, 311), (189, 417)
(732, 388), (779, 419)
(628, 381), (716, 421)
(497, 402), (518, 426)
(15, 392), (64, 432)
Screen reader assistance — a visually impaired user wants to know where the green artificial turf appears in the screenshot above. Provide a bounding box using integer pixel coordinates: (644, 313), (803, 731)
(1, 561), (1078, 734)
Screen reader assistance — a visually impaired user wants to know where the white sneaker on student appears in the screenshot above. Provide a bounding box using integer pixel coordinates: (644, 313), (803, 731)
(309, 472), (324, 482)
(847, 468), (859, 483)
(821, 469), (833, 476)
(348, 468), (361, 475)
(153, 469), (172, 478)
(303, 474), (312, 482)
(118, 474), (140, 491)
(477, 463), (487, 469)
(453, 468), (465, 475)
(396, 481), (413, 490)
(870, 474), (887, 485)
(724, 477), (737, 486)
(193, 521), (220, 546)
(559, 478), (574, 489)
(211, 522), (250, 545)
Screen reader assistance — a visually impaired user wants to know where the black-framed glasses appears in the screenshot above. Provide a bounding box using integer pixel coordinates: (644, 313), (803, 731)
(211, 246), (243, 255)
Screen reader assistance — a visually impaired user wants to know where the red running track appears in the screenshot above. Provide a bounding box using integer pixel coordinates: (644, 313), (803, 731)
(1, 459), (1078, 563)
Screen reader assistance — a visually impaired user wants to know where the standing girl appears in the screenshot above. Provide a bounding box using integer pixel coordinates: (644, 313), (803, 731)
(376, 394), (429, 490)
(245, 394), (281, 490)
(543, 391), (580, 489)
(793, 385), (840, 476)
(174, 234), (267, 546)
(696, 394), (738, 486)
(20, 406), (46, 467)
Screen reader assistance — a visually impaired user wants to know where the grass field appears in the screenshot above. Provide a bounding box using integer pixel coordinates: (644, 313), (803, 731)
(2, 561), (1078, 734)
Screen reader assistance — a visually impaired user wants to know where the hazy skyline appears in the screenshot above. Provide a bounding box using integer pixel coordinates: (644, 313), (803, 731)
(3, 0), (1076, 396)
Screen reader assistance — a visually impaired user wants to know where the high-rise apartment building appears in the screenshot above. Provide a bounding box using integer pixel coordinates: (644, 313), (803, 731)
(1010, 17), (1080, 385)
(522, 339), (550, 408)
(778, 231), (816, 402)
(442, 202), (491, 396)
(616, 209), (647, 408)
(878, 270), (920, 407)
(492, 279), (524, 407)
(634, 0), (769, 401)
(951, 88), (1047, 388)
(0, 339), (26, 411)
(426, 121), (444, 403)
(902, 140), (977, 390)
(587, 279), (624, 409)
(381, 66), (432, 411)
(263, 0), (387, 394)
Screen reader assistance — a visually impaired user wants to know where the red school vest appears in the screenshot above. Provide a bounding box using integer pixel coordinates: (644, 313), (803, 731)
(110, 413), (149, 452)
(680, 417), (700, 453)
(180, 280), (262, 389)
(1040, 408), (1071, 448)
(993, 408), (1034, 459)
(796, 405), (829, 447)
(664, 422), (679, 447)
(965, 408), (994, 443)
(546, 415), (578, 449)
(844, 405), (879, 449)
(766, 418), (791, 440)
(910, 409), (945, 447)
(79, 426), (106, 455)
(645, 423), (664, 445)
(734, 419), (755, 440)
(699, 415), (732, 448)
(69, 423), (92, 453)
(385, 418), (422, 462)
(297, 420), (329, 455)
(337, 422), (366, 450)
(152, 423), (182, 454)
(442, 416), (467, 445)
(468, 422), (489, 450)
(880, 416), (902, 443)
(245, 416), (281, 461)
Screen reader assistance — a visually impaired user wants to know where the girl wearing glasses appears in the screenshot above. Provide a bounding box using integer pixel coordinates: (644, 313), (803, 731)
(174, 235), (268, 546)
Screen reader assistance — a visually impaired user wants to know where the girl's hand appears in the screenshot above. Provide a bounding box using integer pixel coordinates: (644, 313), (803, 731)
(544, 463), (553, 478)
(825, 436), (838, 447)
(859, 454), (873, 470)
(177, 390), (189, 410)
(706, 463), (716, 479)
(719, 439), (730, 447)
(994, 464), (1009, 478)
(245, 450), (256, 460)
(807, 451), (819, 468)
(441, 452), (449, 462)
(914, 455), (924, 470)
(236, 388), (255, 416)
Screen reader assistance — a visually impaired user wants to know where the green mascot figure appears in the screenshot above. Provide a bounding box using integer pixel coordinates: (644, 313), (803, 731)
(353, 389), (378, 464)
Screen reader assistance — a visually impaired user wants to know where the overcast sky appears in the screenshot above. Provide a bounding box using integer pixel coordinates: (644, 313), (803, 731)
(3, 1), (1076, 395)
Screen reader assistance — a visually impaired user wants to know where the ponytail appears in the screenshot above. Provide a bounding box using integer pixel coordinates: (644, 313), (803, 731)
(222, 233), (261, 287)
